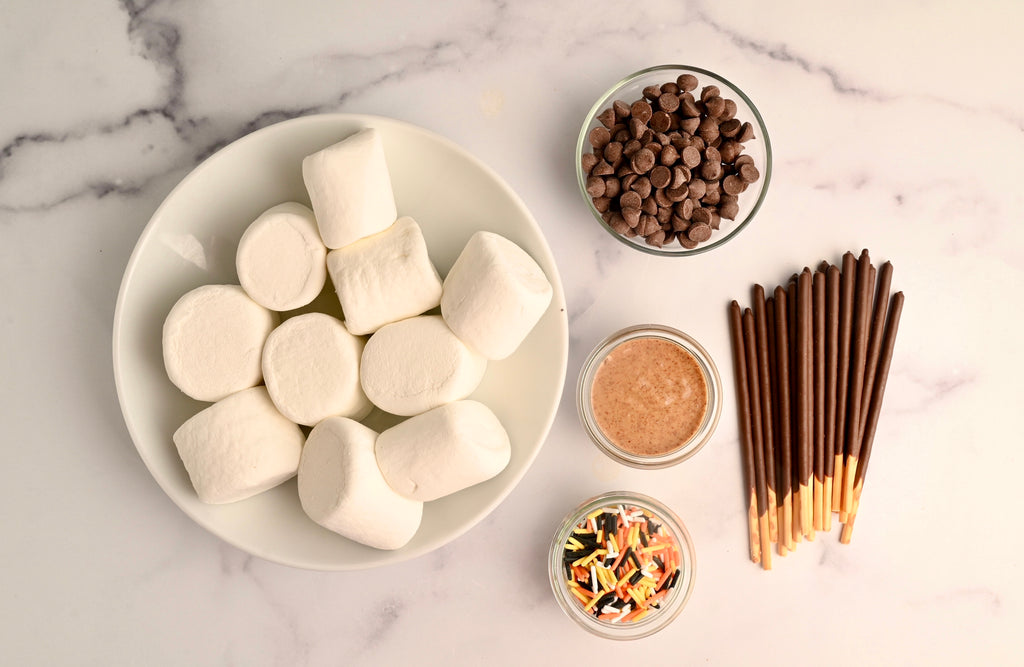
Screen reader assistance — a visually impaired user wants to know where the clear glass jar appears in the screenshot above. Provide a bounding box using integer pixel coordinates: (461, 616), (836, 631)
(548, 491), (696, 640)
(577, 324), (722, 468)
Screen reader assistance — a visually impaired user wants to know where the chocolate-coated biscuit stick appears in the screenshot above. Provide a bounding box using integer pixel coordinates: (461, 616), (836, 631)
(859, 261), (893, 440)
(832, 252), (856, 512)
(772, 286), (795, 553)
(752, 285), (778, 546)
(812, 270), (826, 532)
(823, 264), (840, 529)
(728, 301), (760, 564)
(842, 250), (873, 516)
(766, 296), (789, 556)
(786, 279), (803, 544)
(841, 291), (904, 543)
(797, 269), (814, 539)
(742, 308), (772, 569)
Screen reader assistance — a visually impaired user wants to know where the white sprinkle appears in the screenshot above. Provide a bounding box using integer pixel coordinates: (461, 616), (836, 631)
(618, 505), (629, 525)
(613, 604), (632, 623)
(591, 565), (598, 594)
(601, 605), (619, 615)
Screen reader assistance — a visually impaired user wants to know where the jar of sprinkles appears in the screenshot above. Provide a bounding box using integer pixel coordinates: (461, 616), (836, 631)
(548, 491), (696, 640)
(577, 324), (722, 468)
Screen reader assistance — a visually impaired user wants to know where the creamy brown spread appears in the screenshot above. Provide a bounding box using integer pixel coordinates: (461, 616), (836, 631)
(591, 337), (708, 457)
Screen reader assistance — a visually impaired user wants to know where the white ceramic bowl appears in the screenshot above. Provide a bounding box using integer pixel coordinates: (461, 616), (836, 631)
(113, 114), (568, 570)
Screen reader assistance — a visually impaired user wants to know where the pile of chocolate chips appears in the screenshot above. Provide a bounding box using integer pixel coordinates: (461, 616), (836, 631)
(582, 73), (761, 249)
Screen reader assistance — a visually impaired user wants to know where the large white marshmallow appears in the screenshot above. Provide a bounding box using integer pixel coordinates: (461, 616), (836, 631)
(162, 284), (279, 402)
(261, 313), (372, 426)
(173, 386), (304, 504)
(360, 315), (486, 416)
(235, 202), (327, 311)
(376, 400), (511, 502)
(298, 417), (423, 550)
(302, 127), (397, 249)
(441, 231), (553, 360)
(327, 216), (443, 336)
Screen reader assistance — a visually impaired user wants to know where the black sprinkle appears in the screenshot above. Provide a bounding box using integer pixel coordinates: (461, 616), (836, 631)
(667, 568), (681, 589)
(648, 520), (662, 535)
(639, 530), (649, 548)
(629, 550), (642, 569)
(628, 570), (645, 585)
(653, 555), (665, 570)
(620, 547), (634, 570)
(605, 512), (618, 534)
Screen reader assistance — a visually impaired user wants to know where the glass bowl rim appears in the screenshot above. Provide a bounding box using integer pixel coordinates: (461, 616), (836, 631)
(576, 324), (723, 468)
(547, 490), (697, 640)
(575, 64), (773, 257)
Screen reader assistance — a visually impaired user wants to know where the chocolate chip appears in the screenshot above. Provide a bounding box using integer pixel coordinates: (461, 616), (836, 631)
(690, 206), (712, 225)
(737, 121), (755, 142)
(629, 117), (646, 139)
(739, 163), (761, 183)
(643, 85), (662, 101)
(631, 148), (656, 174)
(621, 206), (641, 227)
(676, 74), (698, 92)
(621, 173), (639, 192)
(650, 165), (672, 189)
(630, 100), (653, 123)
(645, 229), (667, 247)
(687, 178), (707, 201)
(610, 216), (631, 235)
(678, 198), (695, 220)
(666, 186), (689, 202)
(632, 176), (653, 199)
(657, 93), (680, 113)
(698, 117), (719, 143)
(604, 177), (621, 198)
(650, 111), (671, 133)
(700, 85), (720, 102)
(687, 222), (712, 242)
(613, 100), (632, 119)
(586, 176), (606, 197)
(718, 140), (742, 163)
(720, 118), (742, 138)
(681, 146), (702, 168)
(620, 190), (642, 210)
(659, 144), (679, 167)
(681, 116), (700, 134)
(704, 96), (726, 118)
(671, 165), (690, 189)
(678, 235), (699, 249)
(721, 99), (738, 121)
(679, 94), (702, 118)
(582, 153), (598, 174)
(719, 199), (740, 220)
(592, 159), (614, 176)
(722, 174), (745, 195)
(597, 108), (617, 129)
(623, 139), (642, 157)
(641, 196), (658, 216)
(592, 196), (611, 212)
(671, 215), (690, 232)
(589, 126), (611, 148)
(602, 142), (623, 164)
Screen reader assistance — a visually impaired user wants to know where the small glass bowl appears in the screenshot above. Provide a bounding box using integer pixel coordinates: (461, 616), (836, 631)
(576, 64), (772, 256)
(548, 491), (696, 640)
(577, 324), (722, 468)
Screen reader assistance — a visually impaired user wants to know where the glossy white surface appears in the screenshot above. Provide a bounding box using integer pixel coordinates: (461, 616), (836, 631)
(2, 1), (1022, 664)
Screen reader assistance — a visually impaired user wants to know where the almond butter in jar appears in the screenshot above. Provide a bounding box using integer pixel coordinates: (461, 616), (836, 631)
(577, 325), (722, 468)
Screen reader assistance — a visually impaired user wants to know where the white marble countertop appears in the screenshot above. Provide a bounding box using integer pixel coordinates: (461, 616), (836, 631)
(3, 1), (1022, 664)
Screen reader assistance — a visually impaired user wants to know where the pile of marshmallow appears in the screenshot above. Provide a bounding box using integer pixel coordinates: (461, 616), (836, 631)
(162, 127), (553, 550)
